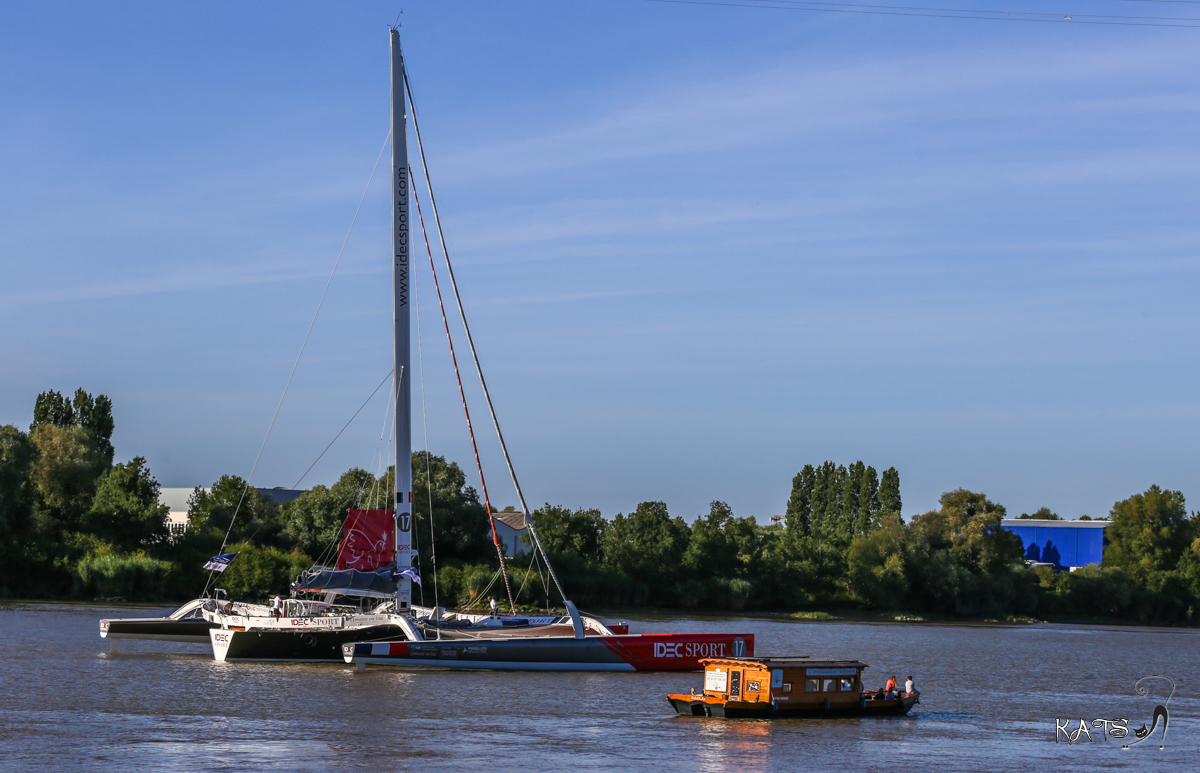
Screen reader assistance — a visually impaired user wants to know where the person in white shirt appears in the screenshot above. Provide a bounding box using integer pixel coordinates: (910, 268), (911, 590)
(905, 676), (917, 695)
(489, 596), (498, 618)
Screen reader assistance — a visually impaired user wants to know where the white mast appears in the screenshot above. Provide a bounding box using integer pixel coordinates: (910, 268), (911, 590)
(390, 27), (413, 613)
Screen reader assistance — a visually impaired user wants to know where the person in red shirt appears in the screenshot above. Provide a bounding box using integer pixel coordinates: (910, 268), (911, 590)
(885, 675), (897, 694)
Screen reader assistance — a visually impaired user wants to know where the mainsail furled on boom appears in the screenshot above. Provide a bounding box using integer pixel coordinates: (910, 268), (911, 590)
(293, 564), (399, 598)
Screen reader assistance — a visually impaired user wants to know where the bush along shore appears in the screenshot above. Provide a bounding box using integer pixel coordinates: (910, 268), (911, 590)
(2, 389), (1199, 625)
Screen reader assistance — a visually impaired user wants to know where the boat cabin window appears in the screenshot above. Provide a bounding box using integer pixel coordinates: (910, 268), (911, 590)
(730, 670), (742, 698)
(806, 679), (820, 692)
(822, 678), (836, 692)
(840, 677), (854, 691)
(781, 683), (792, 693)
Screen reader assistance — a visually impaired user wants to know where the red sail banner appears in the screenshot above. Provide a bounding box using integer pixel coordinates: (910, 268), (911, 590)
(337, 509), (395, 571)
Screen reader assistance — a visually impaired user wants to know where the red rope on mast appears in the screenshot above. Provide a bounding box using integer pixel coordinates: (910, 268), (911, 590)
(412, 178), (517, 616)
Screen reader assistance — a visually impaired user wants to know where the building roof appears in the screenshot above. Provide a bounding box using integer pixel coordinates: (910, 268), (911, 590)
(492, 511), (528, 530)
(702, 657), (869, 669)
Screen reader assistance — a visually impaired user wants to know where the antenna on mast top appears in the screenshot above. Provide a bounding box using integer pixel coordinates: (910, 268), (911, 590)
(392, 9), (403, 29)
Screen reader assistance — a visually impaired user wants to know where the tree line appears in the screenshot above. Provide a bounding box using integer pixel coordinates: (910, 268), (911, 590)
(2, 389), (1198, 625)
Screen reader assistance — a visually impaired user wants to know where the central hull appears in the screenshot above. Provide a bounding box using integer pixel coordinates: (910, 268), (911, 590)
(344, 632), (754, 672)
(210, 624), (412, 662)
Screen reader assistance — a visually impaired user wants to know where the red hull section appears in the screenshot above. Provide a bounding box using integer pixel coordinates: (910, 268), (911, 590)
(345, 632), (754, 672)
(597, 633), (753, 671)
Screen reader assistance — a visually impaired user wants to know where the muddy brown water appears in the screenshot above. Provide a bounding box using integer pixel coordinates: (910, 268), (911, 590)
(1, 601), (1195, 771)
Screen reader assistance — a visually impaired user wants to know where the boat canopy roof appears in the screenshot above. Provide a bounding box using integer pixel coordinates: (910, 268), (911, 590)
(293, 563), (398, 598)
(701, 657), (869, 669)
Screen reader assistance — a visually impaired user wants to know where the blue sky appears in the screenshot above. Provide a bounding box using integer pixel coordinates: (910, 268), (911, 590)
(1, 1), (1198, 522)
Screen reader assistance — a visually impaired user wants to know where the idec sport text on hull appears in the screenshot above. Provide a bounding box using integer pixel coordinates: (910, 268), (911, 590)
(655, 641), (735, 658)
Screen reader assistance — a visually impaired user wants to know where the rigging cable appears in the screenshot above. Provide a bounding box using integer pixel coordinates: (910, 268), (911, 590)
(410, 171), (517, 616)
(292, 369), (393, 490)
(308, 383), (397, 581)
(415, 267), (442, 632)
(202, 128), (392, 593)
(404, 64), (571, 612)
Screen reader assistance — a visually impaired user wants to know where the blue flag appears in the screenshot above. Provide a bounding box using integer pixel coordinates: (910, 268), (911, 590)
(397, 566), (421, 586)
(203, 552), (239, 572)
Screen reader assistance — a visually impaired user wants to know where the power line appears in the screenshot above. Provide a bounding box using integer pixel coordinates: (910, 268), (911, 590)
(735, 0), (1200, 21)
(646, 0), (1200, 27)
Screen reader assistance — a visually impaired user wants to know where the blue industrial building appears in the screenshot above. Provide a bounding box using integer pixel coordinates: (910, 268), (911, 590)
(1000, 519), (1108, 570)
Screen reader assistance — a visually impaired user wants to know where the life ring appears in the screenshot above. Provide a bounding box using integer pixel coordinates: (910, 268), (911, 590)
(302, 634), (317, 647)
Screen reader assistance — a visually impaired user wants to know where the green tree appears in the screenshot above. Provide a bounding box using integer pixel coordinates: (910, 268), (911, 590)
(0, 425), (35, 534)
(216, 541), (310, 599)
(1105, 485), (1190, 584)
(31, 388), (114, 465)
(849, 463), (881, 535)
(879, 467), (901, 515)
(31, 390), (74, 431)
(921, 488), (1023, 575)
(682, 501), (739, 577)
(1018, 507), (1061, 520)
(900, 489), (1031, 615)
(602, 501), (690, 585)
(410, 452), (491, 563)
(847, 513), (910, 609)
(786, 461), (895, 545)
(528, 503), (606, 561)
(780, 461), (898, 599)
(83, 457), (169, 550)
(281, 467), (380, 559)
(29, 424), (108, 532)
(186, 475), (281, 550)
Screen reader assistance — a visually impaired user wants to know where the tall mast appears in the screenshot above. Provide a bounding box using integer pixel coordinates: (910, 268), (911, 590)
(390, 27), (413, 613)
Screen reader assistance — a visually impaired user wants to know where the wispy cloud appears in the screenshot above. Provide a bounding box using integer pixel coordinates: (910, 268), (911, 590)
(0, 258), (329, 312)
(429, 38), (1200, 185)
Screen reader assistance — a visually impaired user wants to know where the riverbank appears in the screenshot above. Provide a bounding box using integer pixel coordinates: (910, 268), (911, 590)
(585, 605), (1200, 629)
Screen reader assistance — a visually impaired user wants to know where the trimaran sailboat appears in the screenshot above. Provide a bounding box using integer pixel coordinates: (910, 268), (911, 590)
(101, 28), (752, 671)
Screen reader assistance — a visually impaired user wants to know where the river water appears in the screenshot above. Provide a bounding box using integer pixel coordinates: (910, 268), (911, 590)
(0, 602), (1195, 771)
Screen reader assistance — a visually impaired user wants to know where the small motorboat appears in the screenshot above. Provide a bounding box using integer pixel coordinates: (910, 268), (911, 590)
(668, 656), (919, 718)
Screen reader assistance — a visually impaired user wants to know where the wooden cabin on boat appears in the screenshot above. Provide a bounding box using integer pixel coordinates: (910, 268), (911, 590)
(668, 656), (918, 718)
